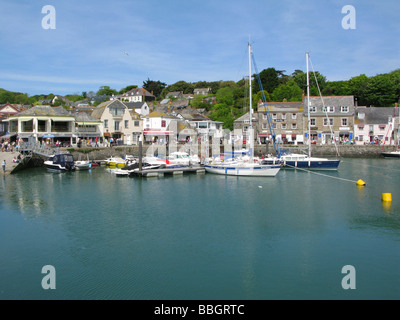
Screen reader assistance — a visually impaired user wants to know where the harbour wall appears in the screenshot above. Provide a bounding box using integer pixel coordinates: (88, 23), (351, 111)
(67, 144), (397, 160)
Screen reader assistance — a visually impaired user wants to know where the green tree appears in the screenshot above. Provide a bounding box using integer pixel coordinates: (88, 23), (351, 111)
(271, 80), (303, 102)
(293, 71), (327, 95)
(209, 103), (236, 130)
(363, 73), (398, 106)
(119, 85), (137, 94)
(216, 86), (234, 106)
(254, 90), (271, 103)
(190, 94), (209, 109)
(322, 81), (351, 96)
(96, 86), (118, 96)
(161, 81), (194, 98)
(142, 79), (166, 98)
(347, 74), (369, 105)
(253, 68), (281, 94)
(0, 91), (15, 104)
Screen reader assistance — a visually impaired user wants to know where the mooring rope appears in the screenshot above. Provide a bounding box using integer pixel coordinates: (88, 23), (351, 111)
(284, 164), (361, 184)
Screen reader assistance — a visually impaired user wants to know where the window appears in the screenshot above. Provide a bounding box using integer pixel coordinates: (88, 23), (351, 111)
(281, 123), (287, 129)
(134, 120), (139, 127)
(291, 123), (297, 129)
(104, 120), (108, 128)
(124, 120), (129, 129)
(262, 123), (269, 129)
(114, 120), (120, 131)
(358, 125), (364, 131)
(272, 123), (277, 129)
(323, 106), (335, 113)
(161, 120), (166, 128)
(281, 113), (286, 120)
(310, 118), (316, 126)
(359, 135), (364, 141)
(369, 125), (374, 132)
(309, 106), (317, 113)
(272, 113), (277, 120)
(323, 118), (333, 126)
(340, 106), (349, 113)
(109, 107), (124, 117)
(341, 118), (348, 126)
(292, 113), (297, 120)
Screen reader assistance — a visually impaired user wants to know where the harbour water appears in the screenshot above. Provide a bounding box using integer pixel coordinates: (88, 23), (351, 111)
(0, 158), (399, 300)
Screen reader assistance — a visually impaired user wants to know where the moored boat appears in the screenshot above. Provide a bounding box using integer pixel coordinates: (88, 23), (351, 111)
(381, 150), (400, 158)
(44, 153), (75, 172)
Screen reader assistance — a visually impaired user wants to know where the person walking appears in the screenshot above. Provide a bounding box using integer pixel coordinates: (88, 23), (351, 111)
(2, 160), (6, 173)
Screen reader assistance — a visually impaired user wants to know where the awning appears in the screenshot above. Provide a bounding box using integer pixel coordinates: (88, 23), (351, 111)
(281, 134), (286, 138)
(0, 133), (17, 139)
(104, 132), (111, 137)
(143, 131), (173, 135)
(75, 133), (101, 137)
(258, 133), (268, 137)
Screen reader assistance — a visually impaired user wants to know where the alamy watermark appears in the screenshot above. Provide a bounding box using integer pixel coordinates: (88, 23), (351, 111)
(41, 5), (56, 30)
(342, 5), (356, 30)
(41, 265), (56, 289)
(341, 265), (356, 290)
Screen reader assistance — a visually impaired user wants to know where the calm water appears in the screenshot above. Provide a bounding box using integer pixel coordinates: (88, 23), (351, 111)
(0, 158), (399, 300)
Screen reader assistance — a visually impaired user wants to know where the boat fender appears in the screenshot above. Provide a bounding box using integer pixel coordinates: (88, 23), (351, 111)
(65, 163), (71, 171)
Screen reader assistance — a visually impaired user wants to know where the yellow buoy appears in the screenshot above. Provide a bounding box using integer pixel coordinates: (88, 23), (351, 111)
(382, 193), (392, 202)
(356, 179), (366, 186)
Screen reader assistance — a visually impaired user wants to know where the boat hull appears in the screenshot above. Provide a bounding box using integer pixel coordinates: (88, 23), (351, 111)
(381, 152), (400, 158)
(44, 163), (75, 172)
(282, 159), (340, 170)
(75, 161), (92, 170)
(204, 164), (281, 177)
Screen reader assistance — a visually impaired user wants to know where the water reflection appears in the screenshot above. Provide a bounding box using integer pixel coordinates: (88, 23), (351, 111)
(1, 160), (400, 299)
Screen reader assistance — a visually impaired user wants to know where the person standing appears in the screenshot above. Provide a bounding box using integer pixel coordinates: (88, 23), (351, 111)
(2, 160), (6, 173)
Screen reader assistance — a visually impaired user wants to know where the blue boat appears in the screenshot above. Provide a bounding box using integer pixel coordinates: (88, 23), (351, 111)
(44, 153), (75, 172)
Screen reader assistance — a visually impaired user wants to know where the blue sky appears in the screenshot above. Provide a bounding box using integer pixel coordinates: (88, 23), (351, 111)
(0, 0), (398, 96)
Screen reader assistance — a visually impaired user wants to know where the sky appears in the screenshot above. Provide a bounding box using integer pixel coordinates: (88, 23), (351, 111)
(0, 0), (399, 96)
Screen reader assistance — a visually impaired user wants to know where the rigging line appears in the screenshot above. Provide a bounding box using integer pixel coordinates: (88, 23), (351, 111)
(284, 164), (361, 184)
(381, 105), (398, 150)
(308, 55), (341, 158)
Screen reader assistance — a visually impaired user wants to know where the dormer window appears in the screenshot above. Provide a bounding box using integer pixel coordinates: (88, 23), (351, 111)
(340, 106), (349, 113)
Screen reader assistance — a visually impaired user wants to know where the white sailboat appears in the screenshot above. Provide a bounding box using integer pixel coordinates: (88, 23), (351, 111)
(204, 42), (281, 177)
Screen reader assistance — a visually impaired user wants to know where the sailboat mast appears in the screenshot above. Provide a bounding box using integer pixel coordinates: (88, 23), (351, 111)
(248, 42), (253, 157)
(249, 43), (252, 131)
(306, 52), (311, 158)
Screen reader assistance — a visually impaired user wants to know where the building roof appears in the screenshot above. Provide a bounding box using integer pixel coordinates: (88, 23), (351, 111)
(124, 101), (148, 109)
(303, 95), (355, 115)
(234, 112), (258, 123)
(355, 106), (399, 125)
(91, 100), (128, 119)
(122, 87), (155, 98)
(258, 101), (303, 112)
(74, 112), (101, 123)
(16, 105), (72, 117)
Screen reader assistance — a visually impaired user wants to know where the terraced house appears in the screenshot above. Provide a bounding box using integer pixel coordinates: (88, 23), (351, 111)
(303, 95), (355, 144)
(5, 105), (101, 146)
(258, 101), (305, 145)
(92, 100), (141, 145)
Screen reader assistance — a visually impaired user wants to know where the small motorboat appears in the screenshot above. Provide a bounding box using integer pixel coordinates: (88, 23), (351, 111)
(75, 160), (92, 170)
(105, 156), (126, 168)
(44, 153), (75, 172)
(75, 155), (92, 170)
